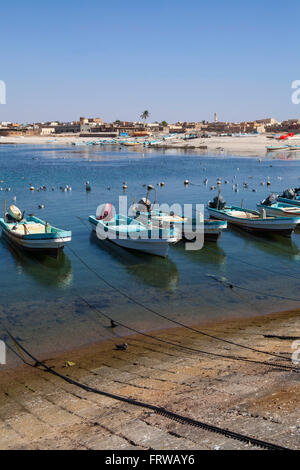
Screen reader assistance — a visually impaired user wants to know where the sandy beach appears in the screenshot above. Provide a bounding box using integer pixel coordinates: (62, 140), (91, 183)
(0, 309), (299, 450)
(0, 134), (289, 157)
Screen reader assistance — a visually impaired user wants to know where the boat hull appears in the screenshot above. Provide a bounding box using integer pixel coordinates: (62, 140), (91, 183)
(208, 206), (300, 237)
(278, 197), (300, 207)
(257, 203), (300, 218)
(183, 221), (227, 242)
(89, 218), (177, 257)
(1, 229), (71, 258)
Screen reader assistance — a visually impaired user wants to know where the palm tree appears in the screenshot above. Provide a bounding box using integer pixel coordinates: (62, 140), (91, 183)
(140, 110), (150, 125)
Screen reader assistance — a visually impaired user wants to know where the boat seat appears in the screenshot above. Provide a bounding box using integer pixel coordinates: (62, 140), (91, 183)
(227, 210), (259, 219)
(10, 223), (46, 235)
(283, 207), (300, 212)
(106, 224), (145, 233)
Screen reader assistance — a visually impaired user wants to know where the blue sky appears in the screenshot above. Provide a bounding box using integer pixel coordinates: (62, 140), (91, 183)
(0, 0), (300, 123)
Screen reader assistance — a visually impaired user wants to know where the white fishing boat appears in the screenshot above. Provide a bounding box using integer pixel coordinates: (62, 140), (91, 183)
(0, 205), (72, 257)
(134, 208), (227, 241)
(207, 204), (300, 237)
(89, 204), (180, 257)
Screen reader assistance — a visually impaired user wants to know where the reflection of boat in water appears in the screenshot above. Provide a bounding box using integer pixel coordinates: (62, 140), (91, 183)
(173, 240), (226, 266)
(89, 232), (179, 291)
(228, 226), (300, 261)
(0, 236), (73, 288)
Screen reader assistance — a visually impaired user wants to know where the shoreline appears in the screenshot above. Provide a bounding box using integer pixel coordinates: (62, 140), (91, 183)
(0, 308), (299, 449)
(0, 134), (292, 157)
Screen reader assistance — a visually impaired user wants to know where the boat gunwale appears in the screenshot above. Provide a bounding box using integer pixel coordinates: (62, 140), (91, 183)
(208, 206), (300, 223)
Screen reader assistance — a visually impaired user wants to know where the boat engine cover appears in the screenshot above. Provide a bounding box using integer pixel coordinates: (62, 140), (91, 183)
(261, 193), (278, 206)
(208, 196), (226, 209)
(7, 205), (23, 222)
(280, 188), (296, 200)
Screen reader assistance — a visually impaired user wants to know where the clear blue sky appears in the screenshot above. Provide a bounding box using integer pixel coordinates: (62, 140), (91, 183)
(1, 0), (300, 123)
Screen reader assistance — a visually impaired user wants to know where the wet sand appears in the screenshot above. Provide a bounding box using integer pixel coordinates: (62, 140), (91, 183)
(0, 309), (299, 450)
(0, 134), (289, 156)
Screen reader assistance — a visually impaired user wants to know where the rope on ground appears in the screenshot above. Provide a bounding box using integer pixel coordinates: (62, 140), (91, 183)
(5, 330), (292, 451)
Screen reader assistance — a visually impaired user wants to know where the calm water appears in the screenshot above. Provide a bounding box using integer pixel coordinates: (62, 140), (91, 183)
(1, 143), (300, 365)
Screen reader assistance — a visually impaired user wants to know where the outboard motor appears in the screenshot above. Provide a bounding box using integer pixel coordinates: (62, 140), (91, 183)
(6, 205), (23, 223)
(280, 188), (296, 200)
(261, 193), (278, 206)
(136, 197), (152, 214)
(208, 195), (226, 210)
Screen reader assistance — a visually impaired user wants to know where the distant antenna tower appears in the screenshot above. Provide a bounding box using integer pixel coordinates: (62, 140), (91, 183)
(214, 112), (218, 123)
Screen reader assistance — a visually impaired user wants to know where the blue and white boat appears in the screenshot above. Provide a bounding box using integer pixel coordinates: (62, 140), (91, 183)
(257, 201), (300, 218)
(207, 205), (300, 237)
(133, 208), (227, 242)
(0, 205), (72, 258)
(278, 196), (300, 207)
(89, 210), (180, 257)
